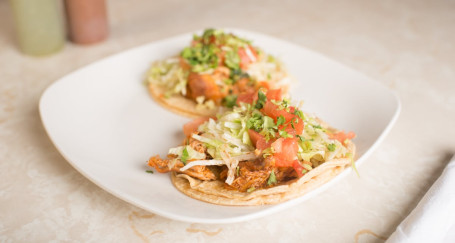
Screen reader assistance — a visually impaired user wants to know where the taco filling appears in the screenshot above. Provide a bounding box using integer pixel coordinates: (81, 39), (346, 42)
(146, 29), (289, 116)
(148, 89), (356, 204)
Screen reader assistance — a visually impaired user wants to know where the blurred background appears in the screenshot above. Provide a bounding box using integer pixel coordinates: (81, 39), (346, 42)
(1, 0), (454, 242)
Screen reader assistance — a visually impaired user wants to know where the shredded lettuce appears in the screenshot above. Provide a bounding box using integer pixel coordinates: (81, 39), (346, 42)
(168, 145), (206, 162)
(147, 60), (188, 97)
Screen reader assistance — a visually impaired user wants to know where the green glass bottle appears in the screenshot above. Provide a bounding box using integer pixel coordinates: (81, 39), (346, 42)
(10, 0), (65, 56)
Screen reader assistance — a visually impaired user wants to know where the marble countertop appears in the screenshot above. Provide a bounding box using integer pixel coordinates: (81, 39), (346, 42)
(1, 0), (454, 242)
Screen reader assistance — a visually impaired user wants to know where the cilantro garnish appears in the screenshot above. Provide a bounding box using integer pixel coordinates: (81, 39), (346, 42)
(229, 68), (249, 81)
(225, 50), (240, 70)
(180, 43), (219, 72)
(276, 115), (285, 126)
(282, 98), (290, 108)
(255, 90), (267, 109)
(246, 113), (263, 131)
(145, 170), (154, 174)
(290, 119), (296, 129)
(222, 95), (238, 108)
(294, 110), (304, 119)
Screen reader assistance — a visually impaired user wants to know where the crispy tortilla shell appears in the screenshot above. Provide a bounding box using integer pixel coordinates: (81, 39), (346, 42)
(171, 141), (356, 206)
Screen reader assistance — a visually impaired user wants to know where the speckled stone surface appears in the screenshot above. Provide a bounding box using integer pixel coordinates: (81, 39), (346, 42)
(1, 0), (454, 242)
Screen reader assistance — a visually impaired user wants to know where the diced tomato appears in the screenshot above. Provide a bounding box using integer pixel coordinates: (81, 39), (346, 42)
(248, 129), (273, 150)
(271, 138), (284, 153)
(262, 100), (294, 121)
(272, 137), (299, 167)
(266, 89), (282, 101)
(209, 35), (217, 44)
(293, 117), (304, 134)
(292, 160), (305, 177)
(248, 129), (262, 146)
(238, 45), (258, 70)
(329, 131), (356, 144)
(278, 117), (304, 135)
(217, 51), (226, 66)
(183, 117), (210, 137)
(236, 90), (257, 105)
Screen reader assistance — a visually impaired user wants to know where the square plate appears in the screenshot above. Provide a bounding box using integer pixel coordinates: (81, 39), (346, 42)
(39, 28), (400, 223)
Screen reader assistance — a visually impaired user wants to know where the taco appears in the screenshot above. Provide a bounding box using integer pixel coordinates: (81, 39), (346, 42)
(146, 28), (290, 117)
(147, 89), (356, 205)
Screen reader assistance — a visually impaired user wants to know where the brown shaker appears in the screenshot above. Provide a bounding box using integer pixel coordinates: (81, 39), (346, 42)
(64, 0), (108, 44)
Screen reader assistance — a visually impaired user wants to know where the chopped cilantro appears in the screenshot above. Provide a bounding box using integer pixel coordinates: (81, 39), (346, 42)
(282, 98), (290, 108)
(246, 113), (263, 131)
(229, 68), (249, 81)
(260, 116), (277, 141)
(145, 170), (154, 174)
(294, 110), (304, 119)
(181, 147), (189, 164)
(312, 124), (322, 129)
(255, 90), (267, 109)
(180, 43), (219, 72)
(222, 95), (238, 108)
(290, 119), (296, 129)
(224, 50), (240, 70)
(267, 170), (277, 185)
(327, 143), (336, 152)
(276, 115), (285, 126)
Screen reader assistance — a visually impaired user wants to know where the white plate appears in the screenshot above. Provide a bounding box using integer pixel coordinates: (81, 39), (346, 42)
(39, 28), (400, 224)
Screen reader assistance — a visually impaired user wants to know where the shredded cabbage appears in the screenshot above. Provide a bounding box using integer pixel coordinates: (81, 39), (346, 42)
(169, 146), (206, 161)
(147, 59), (188, 97)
